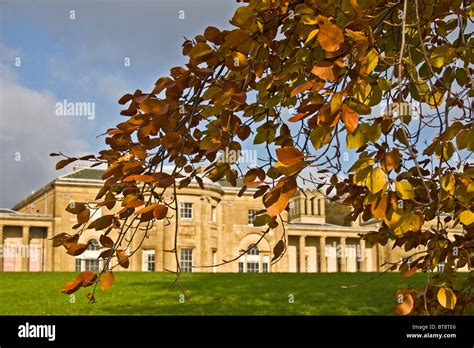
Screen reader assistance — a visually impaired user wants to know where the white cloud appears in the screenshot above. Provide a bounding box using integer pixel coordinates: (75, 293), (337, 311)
(0, 53), (92, 208)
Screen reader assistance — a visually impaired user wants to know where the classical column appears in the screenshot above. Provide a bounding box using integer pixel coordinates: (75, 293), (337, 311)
(46, 226), (53, 271)
(0, 225), (4, 271)
(299, 235), (306, 273)
(340, 237), (346, 272)
(22, 226), (30, 272)
(319, 236), (326, 273)
(359, 239), (366, 272)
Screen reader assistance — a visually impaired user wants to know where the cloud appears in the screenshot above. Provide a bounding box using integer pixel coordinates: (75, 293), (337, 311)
(0, 50), (92, 208)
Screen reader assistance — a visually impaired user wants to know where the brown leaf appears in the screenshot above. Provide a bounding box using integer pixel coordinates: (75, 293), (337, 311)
(93, 215), (114, 230)
(272, 240), (285, 261)
(56, 158), (77, 170)
(153, 204), (168, 220)
(99, 234), (114, 248)
(117, 250), (130, 269)
(76, 271), (98, 287)
(65, 202), (86, 215)
(381, 150), (400, 173)
(66, 243), (88, 256)
(50, 233), (70, 248)
(77, 208), (90, 225)
(99, 248), (114, 259)
(100, 271), (115, 291)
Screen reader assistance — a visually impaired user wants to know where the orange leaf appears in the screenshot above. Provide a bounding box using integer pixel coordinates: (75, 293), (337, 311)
(394, 290), (414, 315)
(134, 203), (159, 216)
(403, 266), (418, 278)
(123, 174), (154, 183)
(100, 272), (115, 291)
(290, 80), (314, 97)
(341, 104), (359, 134)
(311, 62), (337, 81)
(288, 113), (308, 122)
(317, 23), (344, 52)
(371, 195), (388, 219)
(276, 147), (305, 166)
(122, 194), (145, 208)
(62, 280), (82, 295)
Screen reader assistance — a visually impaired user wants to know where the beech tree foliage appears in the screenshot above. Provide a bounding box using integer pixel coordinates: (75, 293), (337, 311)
(51, 0), (473, 314)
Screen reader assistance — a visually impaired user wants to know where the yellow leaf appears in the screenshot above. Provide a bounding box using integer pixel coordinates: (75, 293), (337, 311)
(366, 49), (379, 74)
(459, 210), (474, 226)
(437, 287), (457, 310)
(188, 42), (213, 60)
(395, 181), (414, 200)
(365, 167), (386, 194)
(305, 29), (319, 45)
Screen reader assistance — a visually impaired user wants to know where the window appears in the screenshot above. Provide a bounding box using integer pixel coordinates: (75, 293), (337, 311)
(85, 259), (100, 272)
(247, 209), (258, 225)
(142, 249), (155, 272)
(75, 258), (82, 272)
(263, 256), (269, 273)
(305, 255), (309, 273)
(247, 262), (259, 273)
(248, 244), (259, 255)
(238, 262), (244, 273)
(180, 202), (193, 219)
(317, 199), (321, 215)
(211, 206), (217, 223)
(246, 244), (259, 272)
(181, 248), (193, 272)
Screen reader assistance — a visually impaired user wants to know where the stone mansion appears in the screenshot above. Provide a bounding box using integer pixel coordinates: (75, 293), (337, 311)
(0, 166), (459, 273)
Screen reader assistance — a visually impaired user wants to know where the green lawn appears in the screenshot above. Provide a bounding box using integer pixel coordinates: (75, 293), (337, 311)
(0, 272), (426, 315)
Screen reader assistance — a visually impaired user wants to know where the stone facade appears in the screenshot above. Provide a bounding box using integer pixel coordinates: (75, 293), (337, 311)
(0, 167), (463, 273)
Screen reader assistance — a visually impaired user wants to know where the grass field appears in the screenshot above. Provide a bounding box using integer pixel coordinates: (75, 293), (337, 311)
(0, 272), (428, 315)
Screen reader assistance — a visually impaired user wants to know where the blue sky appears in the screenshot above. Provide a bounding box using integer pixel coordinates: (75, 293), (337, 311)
(0, 0), (240, 207)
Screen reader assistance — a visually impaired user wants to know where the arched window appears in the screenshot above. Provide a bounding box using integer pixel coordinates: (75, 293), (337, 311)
(238, 244), (269, 273)
(76, 239), (102, 272)
(87, 239), (100, 251)
(248, 244), (259, 255)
